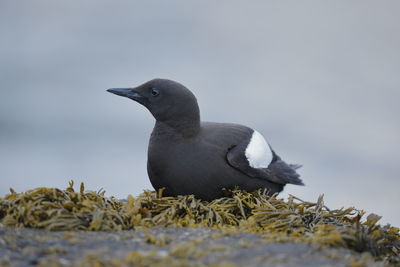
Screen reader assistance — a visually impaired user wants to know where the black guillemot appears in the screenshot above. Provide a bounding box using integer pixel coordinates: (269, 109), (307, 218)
(107, 79), (303, 200)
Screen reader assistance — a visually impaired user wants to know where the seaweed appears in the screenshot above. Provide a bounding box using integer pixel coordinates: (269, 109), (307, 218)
(0, 181), (399, 263)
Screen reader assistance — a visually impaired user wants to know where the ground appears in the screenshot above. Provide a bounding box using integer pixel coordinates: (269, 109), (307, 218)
(0, 183), (398, 266)
(0, 227), (379, 267)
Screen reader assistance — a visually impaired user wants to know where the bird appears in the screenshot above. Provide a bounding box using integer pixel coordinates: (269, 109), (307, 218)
(107, 79), (303, 200)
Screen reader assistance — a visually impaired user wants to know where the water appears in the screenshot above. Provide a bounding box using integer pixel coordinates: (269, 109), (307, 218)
(1, 0), (399, 225)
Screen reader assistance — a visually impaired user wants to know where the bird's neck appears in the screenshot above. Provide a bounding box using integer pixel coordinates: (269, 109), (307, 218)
(155, 113), (200, 138)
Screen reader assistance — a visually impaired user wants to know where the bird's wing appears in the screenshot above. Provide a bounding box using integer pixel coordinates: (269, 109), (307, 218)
(226, 131), (304, 185)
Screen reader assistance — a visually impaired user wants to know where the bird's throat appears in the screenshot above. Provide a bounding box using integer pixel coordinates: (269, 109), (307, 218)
(155, 117), (200, 138)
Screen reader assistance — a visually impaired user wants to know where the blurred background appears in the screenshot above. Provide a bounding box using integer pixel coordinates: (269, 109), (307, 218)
(1, 1), (399, 225)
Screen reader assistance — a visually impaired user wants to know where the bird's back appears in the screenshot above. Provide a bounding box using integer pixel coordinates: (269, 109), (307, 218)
(198, 121), (253, 149)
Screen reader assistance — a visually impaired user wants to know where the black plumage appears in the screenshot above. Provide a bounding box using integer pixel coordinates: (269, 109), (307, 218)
(107, 79), (303, 200)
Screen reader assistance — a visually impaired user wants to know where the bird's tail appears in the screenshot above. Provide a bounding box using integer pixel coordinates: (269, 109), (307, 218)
(289, 164), (302, 170)
(268, 161), (304, 186)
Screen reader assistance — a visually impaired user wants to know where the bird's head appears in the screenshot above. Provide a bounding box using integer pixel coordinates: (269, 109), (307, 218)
(107, 79), (200, 124)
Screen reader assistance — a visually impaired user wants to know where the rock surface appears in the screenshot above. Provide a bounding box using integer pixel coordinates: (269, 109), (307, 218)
(0, 227), (380, 267)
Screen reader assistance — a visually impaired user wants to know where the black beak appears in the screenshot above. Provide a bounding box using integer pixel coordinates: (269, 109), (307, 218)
(107, 88), (145, 103)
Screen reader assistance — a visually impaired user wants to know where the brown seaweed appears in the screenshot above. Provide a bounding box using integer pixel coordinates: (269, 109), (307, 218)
(0, 181), (399, 263)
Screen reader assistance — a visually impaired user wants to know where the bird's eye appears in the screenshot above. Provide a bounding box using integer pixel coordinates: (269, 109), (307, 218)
(150, 88), (160, 97)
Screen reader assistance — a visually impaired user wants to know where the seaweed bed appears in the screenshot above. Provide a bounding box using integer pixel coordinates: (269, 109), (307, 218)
(0, 181), (399, 266)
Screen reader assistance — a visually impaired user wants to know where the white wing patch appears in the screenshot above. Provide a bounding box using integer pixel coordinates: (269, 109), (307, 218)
(245, 130), (273, 168)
